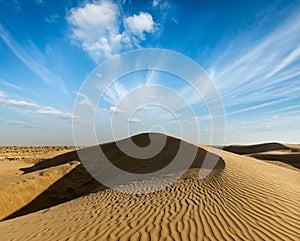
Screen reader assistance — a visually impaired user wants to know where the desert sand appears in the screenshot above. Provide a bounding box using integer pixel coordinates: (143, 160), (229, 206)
(0, 134), (299, 240)
(223, 142), (300, 172)
(0, 146), (78, 180)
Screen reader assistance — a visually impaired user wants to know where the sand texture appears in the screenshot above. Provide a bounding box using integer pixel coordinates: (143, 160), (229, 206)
(0, 134), (299, 240)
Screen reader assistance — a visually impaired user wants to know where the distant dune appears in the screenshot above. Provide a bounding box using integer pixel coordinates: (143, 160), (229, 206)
(223, 142), (300, 155)
(223, 142), (300, 171)
(0, 134), (299, 240)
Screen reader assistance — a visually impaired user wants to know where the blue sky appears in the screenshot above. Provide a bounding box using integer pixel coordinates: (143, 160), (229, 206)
(0, 0), (300, 145)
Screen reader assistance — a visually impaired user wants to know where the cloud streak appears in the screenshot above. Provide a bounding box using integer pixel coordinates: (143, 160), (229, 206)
(35, 106), (75, 119)
(0, 91), (74, 120)
(0, 119), (36, 128)
(0, 79), (22, 90)
(206, 9), (300, 119)
(0, 25), (66, 91)
(0, 92), (39, 108)
(76, 92), (93, 107)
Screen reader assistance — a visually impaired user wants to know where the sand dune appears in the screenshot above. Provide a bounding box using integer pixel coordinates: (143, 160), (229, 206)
(249, 153), (300, 171)
(223, 142), (300, 155)
(0, 134), (299, 240)
(0, 134), (223, 221)
(223, 142), (300, 172)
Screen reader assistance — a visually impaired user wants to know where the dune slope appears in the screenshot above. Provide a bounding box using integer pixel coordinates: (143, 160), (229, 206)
(223, 142), (300, 171)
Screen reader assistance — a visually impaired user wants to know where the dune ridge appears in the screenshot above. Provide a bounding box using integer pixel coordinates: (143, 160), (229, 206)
(223, 142), (300, 172)
(223, 142), (300, 155)
(0, 134), (299, 240)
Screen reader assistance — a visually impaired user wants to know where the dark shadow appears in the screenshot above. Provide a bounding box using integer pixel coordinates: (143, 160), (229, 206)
(223, 142), (294, 155)
(21, 150), (80, 174)
(5, 164), (103, 220)
(249, 153), (300, 169)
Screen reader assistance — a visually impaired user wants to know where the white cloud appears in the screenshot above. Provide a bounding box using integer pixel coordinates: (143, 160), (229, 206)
(128, 118), (142, 123)
(0, 92), (39, 108)
(109, 106), (123, 114)
(76, 92), (93, 107)
(67, 0), (157, 61)
(152, 0), (160, 7)
(123, 12), (155, 40)
(0, 91), (75, 120)
(36, 106), (75, 119)
(3, 99), (39, 108)
(67, 0), (122, 60)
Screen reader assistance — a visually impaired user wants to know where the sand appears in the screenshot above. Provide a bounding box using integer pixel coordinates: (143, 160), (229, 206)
(0, 160), (32, 180)
(0, 146), (79, 180)
(0, 146), (80, 167)
(0, 134), (299, 240)
(223, 142), (300, 172)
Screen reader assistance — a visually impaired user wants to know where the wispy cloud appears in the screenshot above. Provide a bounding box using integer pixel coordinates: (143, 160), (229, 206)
(0, 78), (22, 90)
(45, 14), (59, 23)
(0, 91), (39, 108)
(0, 25), (66, 91)
(0, 91), (75, 120)
(225, 97), (293, 117)
(227, 113), (300, 143)
(35, 0), (44, 4)
(207, 9), (300, 118)
(76, 92), (93, 107)
(104, 82), (132, 105)
(128, 118), (142, 124)
(0, 119), (36, 128)
(266, 104), (300, 115)
(35, 106), (75, 119)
